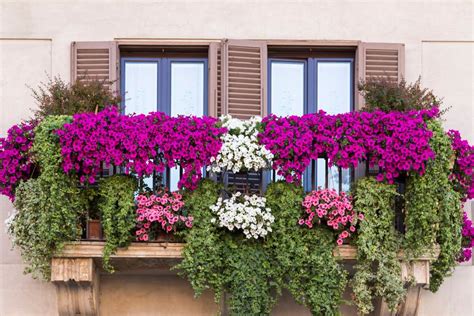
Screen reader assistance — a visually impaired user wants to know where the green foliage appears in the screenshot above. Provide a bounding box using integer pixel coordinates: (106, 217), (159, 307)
(358, 77), (441, 113)
(32, 75), (121, 119)
(429, 187), (462, 292)
(405, 120), (454, 256)
(98, 175), (137, 272)
(174, 180), (225, 301)
(265, 182), (347, 316)
(8, 116), (86, 279)
(176, 180), (277, 315)
(177, 180), (347, 316)
(352, 178), (405, 314)
(404, 120), (463, 291)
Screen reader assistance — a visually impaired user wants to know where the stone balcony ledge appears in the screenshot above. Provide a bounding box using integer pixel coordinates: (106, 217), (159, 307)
(51, 241), (439, 316)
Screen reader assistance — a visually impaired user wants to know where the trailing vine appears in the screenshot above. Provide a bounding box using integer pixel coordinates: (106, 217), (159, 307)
(352, 178), (405, 314)
(265, 182), (347, 315)
(174, 180), (226, 303)
(404, 119), (463, 291)
(177, 180), (348, 316)
(176, 180), (277, 315)
(404, 120), (453, 256)
(8, 116), (86, 279)
(98, 174), (137, 272)
(429, 185), (462, 292)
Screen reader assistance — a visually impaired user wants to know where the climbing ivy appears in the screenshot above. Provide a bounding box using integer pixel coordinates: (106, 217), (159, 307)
(352, 178), (405, 314)
(98, 174), (137, 272)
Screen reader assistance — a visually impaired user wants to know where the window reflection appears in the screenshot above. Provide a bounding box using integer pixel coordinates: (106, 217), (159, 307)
(271, 61), (305, 116)
(124, 62), (158, 115)
(170, 62), (205, 191)
(171, 62), (205, 116)
(316, 61), (352, 191)
(317, 62), (351, 114)
(124, 61), (159, 189)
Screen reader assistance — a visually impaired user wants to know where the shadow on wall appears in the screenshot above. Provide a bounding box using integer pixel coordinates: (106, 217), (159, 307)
(99, 272), (359, 316)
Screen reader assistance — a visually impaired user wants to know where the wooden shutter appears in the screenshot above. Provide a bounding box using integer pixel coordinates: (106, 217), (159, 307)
(71, 41), (118, 92)
(356, 42), (405, 109)
(222, 40), (267, 119)
(208, 42), (222, 117)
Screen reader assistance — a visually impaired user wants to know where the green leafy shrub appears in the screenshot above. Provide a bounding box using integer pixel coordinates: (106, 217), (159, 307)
(352, 178), (405, 314)
(32, 76), (120, 119)
(98, 175), (138, 272)
(8, 116), (86, 279)
(358, 77), (440, 112)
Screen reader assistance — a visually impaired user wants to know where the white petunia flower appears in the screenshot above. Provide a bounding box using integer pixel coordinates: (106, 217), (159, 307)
(209, 192), (274, 239)
(207, 115), (273, 174)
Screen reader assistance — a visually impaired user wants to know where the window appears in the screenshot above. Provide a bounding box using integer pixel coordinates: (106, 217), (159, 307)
(268, 57), (354, 192)
(121, 57), (208, 191)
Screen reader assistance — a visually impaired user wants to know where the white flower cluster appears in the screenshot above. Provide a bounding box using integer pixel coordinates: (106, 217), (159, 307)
(210, 192), (274, 239)
(208, 115), (273, 173)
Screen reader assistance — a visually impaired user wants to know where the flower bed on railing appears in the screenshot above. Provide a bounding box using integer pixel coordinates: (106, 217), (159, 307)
(2, 103), (473, 315)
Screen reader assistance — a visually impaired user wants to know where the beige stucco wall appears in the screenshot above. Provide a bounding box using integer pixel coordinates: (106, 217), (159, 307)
(0, 0), (472, 315)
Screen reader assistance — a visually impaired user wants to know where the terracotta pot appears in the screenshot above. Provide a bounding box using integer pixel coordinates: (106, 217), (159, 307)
(86, 219), (103, 240)
(154, 231), (176, 242)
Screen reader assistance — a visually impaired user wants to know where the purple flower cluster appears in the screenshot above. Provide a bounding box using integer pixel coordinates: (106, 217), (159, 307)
(448, 130), (474, 200)
(458, 211), (474, 262)
(0, 121), (36, 200)
(258, 109), (437, 184)
(56, 107), (226, 189)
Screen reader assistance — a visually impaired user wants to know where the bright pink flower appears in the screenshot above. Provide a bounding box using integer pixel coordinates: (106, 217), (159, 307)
(135, 189), (192, 241)
(299, 188), (362, 245)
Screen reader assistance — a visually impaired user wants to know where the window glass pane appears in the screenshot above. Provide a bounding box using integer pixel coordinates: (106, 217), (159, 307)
(124, 62), (158, 115)
(269, 61), (305, 183)
(124, 61), (158, 189)
(317, 159), (327, 189)
(171, 62), (205, 116)
(271, 61), (305, 116)
(317, 61), (352, 191)
(317, 62), (351, 114)
(170, 62), (205, 191)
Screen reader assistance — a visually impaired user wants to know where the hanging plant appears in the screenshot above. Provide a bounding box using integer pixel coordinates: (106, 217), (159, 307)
(459, 211), (474, 262)
(404, 120), (458, 257)
(352, 177), (405, 314)
(265, 181), (348, 315)
(135, 190), (193, 241)
(7, 116), (86, 280)
(448, 129), (474, 200)
(208, 115), (273, 174)
(210, 191), (274, 239)
(299, 188), (363, 245)
(98, 174), (137, 272)
(0, 121), (37, 200)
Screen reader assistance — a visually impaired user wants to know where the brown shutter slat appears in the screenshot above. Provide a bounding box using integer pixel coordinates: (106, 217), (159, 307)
(208, 42), (221, 117)
(222, 40), (267, 119)
(356, 42), (405, 109)
(71, 41), (118, 93)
